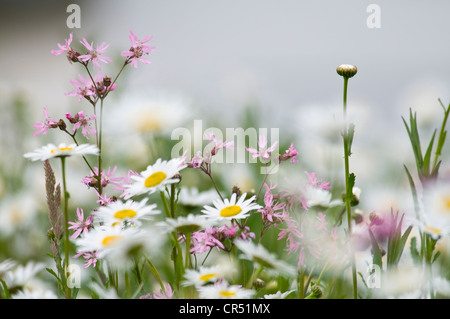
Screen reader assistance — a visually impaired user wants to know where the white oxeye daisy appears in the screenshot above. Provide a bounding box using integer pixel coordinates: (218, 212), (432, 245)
(157, 214), (214, 234)
(123, 157), (187, 199)
(23, 143), (99, 161)
(182, 265), (229, 287)
(235, 240), (296, 277)
(178, 187), (220, 207)
(93, 198), (160, 228)
(198, 281), (254, 299)
(201, 193), (262, 221)
(73, 225), (165, 269)
(263, 290), (296, 299)
(419, 181), (450, 239)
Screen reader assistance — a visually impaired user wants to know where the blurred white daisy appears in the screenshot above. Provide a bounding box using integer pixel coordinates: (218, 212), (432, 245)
(23, 143), (99, 161)
(182, 265), (232, 287)
(419, 181), (450, 239)
(12, 288), (58, 299)
(302, 187), (343, 209)
(123, 157), (187, 199)
(158, 214), (213, 234)
(263, 289), (295, 299)
(93, 197), (160, 227)
(178, 187), (220, 207)
(201, 193), (261, 221)
(197, 281), (254, 299)
(73, 225), (165, 269)
(0, 259), (17, 276)
(3, 261), (46, 290)
(235, 240), (296, 277)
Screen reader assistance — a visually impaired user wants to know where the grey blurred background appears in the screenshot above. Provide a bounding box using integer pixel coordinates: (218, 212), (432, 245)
(1, 0), (450, 210)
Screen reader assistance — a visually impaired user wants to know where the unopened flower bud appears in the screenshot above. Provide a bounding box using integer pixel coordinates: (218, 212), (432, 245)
(254, 278), (266, 289)
(232, 185), (241, 198)
(57, 119), (67, 131)
(103, 76), (112, 87)
(173, 173), (182, 184)
(336, 64), (358, 78)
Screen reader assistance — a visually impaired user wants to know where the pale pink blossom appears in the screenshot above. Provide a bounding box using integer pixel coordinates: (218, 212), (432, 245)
(33, 106), (58, 136)
(66, 74), (95, 102)
(68, 208), (93, 239)
(74, 250), (98, 268)
(79, 38), (112, 70)
(66, 111), (97, 139)
(51, 33), (80, 63)
(279, 142), (299, 164)
(121, 30), (156, 68)
(204, 132), (234, 156)
(246, 135), (278, 163)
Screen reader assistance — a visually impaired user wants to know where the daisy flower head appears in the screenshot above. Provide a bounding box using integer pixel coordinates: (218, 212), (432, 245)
(416, 180), (450, 239)
(93, 198), (160, 228)
(73, 224), (165, 269)
(235, 239), (296, 277)
(201, 193), (262, 221)
(182, 265), (232, 287)
(24, 143), (99, 162)
(121, 30), (155, 68)
(158, 213), (213, 234)
(197, 281), (254, 299)
(123, 157), (187, 199)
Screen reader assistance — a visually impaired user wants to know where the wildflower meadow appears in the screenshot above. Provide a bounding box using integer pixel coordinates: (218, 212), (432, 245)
(1, 2), (450, 308)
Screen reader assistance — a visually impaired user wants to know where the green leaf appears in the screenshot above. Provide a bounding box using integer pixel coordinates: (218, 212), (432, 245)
(347, 123), (355, 156)
(368, 229), (383, 270)
(422, 129), (437, 178)
(404, 165), (421, 220)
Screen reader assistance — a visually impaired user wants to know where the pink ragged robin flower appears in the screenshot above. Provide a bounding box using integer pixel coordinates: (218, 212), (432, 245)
(51, 33), (80, 63)
(33, 106), (58, 136)
(204, 132), (234, 156)
(79, 38), (112, 70)
(66, 74), (96, 102)
(68, 208), (93, 239)
(66, 111), (97, 139)
(246, 135), (278, 164)
(74, 250), (98, 269)
(121, 30), (156, 68)
(279, 142), (299, 164)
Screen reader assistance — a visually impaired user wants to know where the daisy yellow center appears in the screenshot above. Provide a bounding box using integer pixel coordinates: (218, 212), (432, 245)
(102, 235), (123, 246)
(114, 209), (137, 219)
(144, 171), (167, 188)
(425, 226), (442, 236)
(219, 290), (236, 298)
(220, 205), (242, 218)
(51, 146), (73, 154)
(199, 273), (216, 282)
(441, 195), (450, 213)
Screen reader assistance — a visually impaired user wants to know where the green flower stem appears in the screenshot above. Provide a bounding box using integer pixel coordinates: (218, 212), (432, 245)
(97, 98), (104, 195)
(60, 156), (71, 299)
(185, 232), (191, 269)
(160, 191), (172, 218)
(246, 264), (263, 289)
(146, 256), (166, 295)
(341, 76), (358, 299)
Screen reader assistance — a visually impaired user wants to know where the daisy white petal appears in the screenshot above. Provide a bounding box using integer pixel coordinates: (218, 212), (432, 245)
(197, 281), (254, 299)
(24, 143), (99, 161)
(93, 198), (160, 227)
(235, 240), (296, 277)
(201, 193), (262, 221)
(123, 157), (186, 199)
